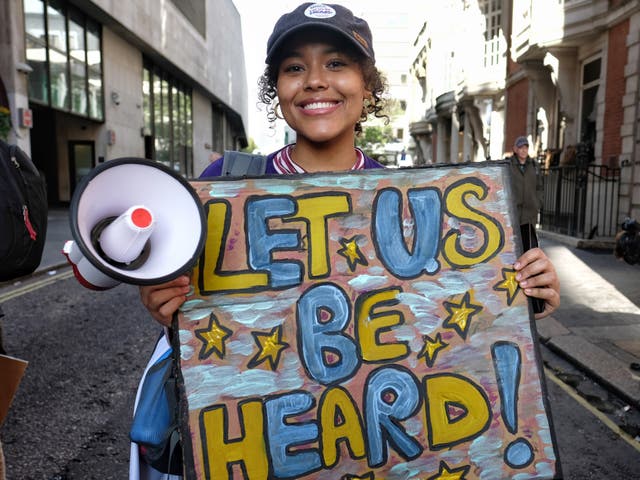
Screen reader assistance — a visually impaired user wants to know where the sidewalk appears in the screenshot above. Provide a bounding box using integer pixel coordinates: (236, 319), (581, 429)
(538, 230), (640, 408)
(38, 207), (73, 273)
(34, 210), (640, 407)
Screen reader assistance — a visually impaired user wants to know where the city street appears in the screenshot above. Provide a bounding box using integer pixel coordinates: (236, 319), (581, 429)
(1, 244), (639, 479)
(4, 0), (640, 477)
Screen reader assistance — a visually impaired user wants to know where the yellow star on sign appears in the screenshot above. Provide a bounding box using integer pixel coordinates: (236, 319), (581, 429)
(337, 236), (368, 271)
(494, 267), (520, 305)
(427, 460), (470, 480)
(248, 325), (289, 371)
(194, 313), (232, 360)
(418, 332), (449, 367)
(442, 292), (482, 340)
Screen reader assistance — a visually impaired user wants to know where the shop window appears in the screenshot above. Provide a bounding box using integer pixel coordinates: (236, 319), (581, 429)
(143, 62), (193, 175)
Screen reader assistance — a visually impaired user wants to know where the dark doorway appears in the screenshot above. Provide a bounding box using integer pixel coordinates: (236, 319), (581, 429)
(144, 134), (154, 159)
(68, 140), (95, 195)
(30, 104), (59, 204)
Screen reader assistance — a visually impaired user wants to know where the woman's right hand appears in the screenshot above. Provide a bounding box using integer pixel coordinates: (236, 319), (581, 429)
(139, 274), (191, 327)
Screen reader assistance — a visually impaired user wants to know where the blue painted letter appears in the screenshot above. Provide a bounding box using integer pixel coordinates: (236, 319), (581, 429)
(246, 196), (302, 288)
(297, 283), (360, 385)
(265, 391), (321, 478)
(373, 188), (441, 278)
(364, 366), (423, 467)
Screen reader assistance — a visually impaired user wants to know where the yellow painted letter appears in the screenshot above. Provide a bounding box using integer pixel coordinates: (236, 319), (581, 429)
(355, 287), (409, 362)
(319, 386), (366, 467)
(200, 400), (269, 480)
(287, 193), (351, 278)
(423, 373), (491, 449)
(198, 200), (268, 294)
(442, 179), (504, 268)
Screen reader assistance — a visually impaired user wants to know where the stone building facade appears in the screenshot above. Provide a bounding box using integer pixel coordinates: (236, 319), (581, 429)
(0, 0), (247, 204)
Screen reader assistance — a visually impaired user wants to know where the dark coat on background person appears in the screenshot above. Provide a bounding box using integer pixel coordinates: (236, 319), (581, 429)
(506, 154), (543, 226)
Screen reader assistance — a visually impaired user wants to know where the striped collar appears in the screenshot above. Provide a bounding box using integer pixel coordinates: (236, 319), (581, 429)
(273, 145), (366, 174)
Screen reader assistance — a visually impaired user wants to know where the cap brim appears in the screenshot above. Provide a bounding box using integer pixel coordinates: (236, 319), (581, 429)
(266, 23), (372, 64)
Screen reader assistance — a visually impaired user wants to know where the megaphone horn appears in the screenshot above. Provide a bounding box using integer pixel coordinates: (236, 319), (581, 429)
(63, 158), (206, 290)
(93, 205), (154, 267)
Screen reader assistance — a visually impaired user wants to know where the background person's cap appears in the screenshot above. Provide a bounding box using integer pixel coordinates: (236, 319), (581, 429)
(266, 3), (375, 64)
(514, 136), (529, 148)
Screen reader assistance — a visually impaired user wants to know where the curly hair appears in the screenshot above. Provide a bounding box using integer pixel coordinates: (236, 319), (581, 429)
(257, 47), (388, 135)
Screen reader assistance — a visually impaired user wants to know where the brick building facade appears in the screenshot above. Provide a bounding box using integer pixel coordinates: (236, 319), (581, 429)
(409, 0), (640, 236)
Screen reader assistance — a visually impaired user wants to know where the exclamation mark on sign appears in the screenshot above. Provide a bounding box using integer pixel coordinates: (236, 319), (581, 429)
(491, 341), (534, 469)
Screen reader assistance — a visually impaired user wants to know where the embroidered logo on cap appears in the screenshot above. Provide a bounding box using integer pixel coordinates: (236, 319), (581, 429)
(352, 31), (370, 50)
(304, 3), (336, 19)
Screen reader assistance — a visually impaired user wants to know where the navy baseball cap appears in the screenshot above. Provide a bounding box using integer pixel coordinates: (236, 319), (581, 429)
(266, 3), (375, 64)
(514, 136), (529, 148)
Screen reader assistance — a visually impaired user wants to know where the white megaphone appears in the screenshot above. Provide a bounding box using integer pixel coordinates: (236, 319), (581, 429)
(63, 158), (206, 290)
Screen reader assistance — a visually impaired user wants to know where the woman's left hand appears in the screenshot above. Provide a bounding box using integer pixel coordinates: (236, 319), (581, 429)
(514, 247), (560, 319)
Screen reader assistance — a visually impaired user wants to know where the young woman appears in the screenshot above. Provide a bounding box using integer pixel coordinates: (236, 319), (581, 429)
(132, 3), (560, 478)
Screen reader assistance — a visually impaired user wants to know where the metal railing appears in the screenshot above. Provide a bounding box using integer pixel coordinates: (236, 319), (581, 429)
(539, 164), (620, 239)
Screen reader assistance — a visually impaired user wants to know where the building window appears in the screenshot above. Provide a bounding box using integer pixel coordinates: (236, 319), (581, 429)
(479, 0), (502, 68)
(23, 0), (104, 120)
(169, 0), (206, 37)
(69, 9), (86, 115)
(143, 62), (193, 176)
(212, 104), (225, 153)
(47, 0), (68, 110)
(24, 0), (48, 104)
(87, 20), (103, 119)
(580, 57), (600, 149)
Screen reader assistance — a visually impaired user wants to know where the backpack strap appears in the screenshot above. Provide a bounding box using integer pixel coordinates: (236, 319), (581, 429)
(221, 151), (267, 176)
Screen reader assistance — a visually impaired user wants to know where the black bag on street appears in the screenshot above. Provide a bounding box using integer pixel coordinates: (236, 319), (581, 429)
(614, 218), (640, 265)
(0, 140), (48, 281)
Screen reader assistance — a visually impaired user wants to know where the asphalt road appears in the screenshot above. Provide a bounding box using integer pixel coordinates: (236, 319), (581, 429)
(1, 272), (157, 479)
(1, 269), (639, 479)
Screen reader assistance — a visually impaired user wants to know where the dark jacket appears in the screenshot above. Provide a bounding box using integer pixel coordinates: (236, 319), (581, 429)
(506, 154), (543, 226)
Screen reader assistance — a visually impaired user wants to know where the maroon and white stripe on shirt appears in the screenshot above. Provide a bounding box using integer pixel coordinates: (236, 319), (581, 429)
(273, 145), (366, 174)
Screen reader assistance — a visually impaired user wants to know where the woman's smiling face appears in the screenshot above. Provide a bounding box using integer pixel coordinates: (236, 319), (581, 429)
(275, 30), (371, 147)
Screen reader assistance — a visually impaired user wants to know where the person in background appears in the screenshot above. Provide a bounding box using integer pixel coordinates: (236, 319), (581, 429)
(505, 135), (547, 313)
(133, 4), (561, 479)
(506, 135), (543, 230)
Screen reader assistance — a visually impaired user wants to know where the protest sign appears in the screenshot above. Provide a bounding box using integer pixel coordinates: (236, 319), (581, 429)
(176, 162), (560, 479)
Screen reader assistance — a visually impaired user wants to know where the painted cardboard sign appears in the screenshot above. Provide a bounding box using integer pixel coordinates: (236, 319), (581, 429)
(176, 163), (561, 480)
